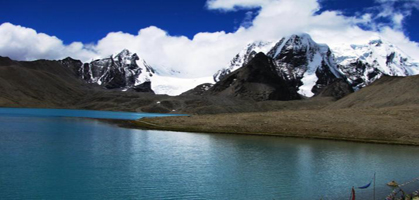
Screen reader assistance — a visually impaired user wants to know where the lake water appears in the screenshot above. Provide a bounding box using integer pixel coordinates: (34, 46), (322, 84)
(0, 108), (418, 199)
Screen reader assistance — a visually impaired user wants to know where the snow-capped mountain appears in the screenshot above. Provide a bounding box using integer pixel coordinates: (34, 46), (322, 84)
(78, 49), (155, 91)
(332, 38), (419, 89)
(61, 49), (214, 96)
(60, 35), (419, 98)
(206, 52), (302, 101)
(213, 41), (275, 82)
(266, 34), (341, 97)
(214, 34), (342, 97)
(214, 34), (419, 97)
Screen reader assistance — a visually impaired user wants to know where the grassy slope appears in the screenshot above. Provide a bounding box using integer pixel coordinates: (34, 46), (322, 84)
(132, 105), (419, 145)
(327, 75), (419, 109)
(130, 75), (419, 145)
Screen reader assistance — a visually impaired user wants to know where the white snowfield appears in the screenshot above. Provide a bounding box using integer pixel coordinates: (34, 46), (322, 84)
(150, 75), (214, 96)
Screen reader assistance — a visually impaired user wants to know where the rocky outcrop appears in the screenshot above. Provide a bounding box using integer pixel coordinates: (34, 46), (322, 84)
(206, 53), (301, 101)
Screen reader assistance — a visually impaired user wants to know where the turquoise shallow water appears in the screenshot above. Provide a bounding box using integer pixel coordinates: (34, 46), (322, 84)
(0, 108), (186, 120)
(0, 108), (418, 199)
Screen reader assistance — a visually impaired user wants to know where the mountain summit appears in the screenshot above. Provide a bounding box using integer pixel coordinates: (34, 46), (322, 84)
(214, 34), (342, 97)
(213, 41), (275, 82)
(62, 49), (155, 92)
(333, 38), (419, 89)
(266, 34), (342, 97)
(207, 53), (301, 101)
(214, 34), (419, 97)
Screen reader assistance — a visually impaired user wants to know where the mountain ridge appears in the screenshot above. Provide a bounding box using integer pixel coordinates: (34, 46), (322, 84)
(213, 33), (419, 98)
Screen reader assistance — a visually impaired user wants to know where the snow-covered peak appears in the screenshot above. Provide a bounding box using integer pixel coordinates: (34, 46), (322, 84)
(334, 38), (419, 74)
(267, 33), (331, 59)
(267, 33), (340, 97)
(213, 40), (275, 82)
(77, 49), (155, 90)
(111, 49), (144, 70)
(268, 34), (322, 58)
(110, 49), (133, 66)
(332, 38), (419, 89)
(213, 33), (342, 97)
(114, 49), (132, 58)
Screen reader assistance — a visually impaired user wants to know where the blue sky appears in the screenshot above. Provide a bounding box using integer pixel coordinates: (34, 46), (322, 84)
(1, 0), (419, 77)
(1, 0), (252, 43)
(2, 0), (418, 43)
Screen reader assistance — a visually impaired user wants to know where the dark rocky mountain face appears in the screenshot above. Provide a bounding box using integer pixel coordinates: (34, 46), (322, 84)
(267, 34), (343, 97)
(213, 34), (345, 99)
(336, 60), (382, 89)
(316, 79), (354, 100)
(61, 49), (155, 93)
(213, 41), (274, 82)
(60, 57), (83, 77)
(206, 53), (301, 101)
(129, 82), (154, 93)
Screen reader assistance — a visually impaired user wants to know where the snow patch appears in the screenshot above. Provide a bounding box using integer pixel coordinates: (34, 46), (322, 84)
(297, 52), (322, 97)
(150, 75), (214, 96)
(298, 73), (318, 97)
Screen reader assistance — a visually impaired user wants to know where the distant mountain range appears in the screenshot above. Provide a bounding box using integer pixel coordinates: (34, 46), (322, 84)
(3, 33), (419, 99)
(1, 54), (418, 114)
(213, 34), (419, 98)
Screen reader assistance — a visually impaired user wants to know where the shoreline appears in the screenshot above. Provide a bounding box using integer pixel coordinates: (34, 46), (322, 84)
(101, 105), (419, 146)
(98, 112), (419, 146)
(3, 105), (417, 147)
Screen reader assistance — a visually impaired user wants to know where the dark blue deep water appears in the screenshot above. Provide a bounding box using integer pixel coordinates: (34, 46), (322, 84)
(0, 108), (418, 199)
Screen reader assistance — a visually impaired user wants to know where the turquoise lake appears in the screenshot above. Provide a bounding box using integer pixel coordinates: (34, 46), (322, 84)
(0, 108), (418, 199)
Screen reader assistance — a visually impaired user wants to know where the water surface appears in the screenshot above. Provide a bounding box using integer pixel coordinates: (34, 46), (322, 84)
(0, 108), (185, 120)
(0, 108), (418, 199)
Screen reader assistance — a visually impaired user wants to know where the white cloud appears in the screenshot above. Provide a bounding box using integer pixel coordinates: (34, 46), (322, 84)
(1, 0), (419, 78)
(0, 23), (97, 62)
(93, 27), (245, 77)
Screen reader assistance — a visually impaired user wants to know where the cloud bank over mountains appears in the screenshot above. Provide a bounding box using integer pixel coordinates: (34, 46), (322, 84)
(1, 0), (418, 77)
